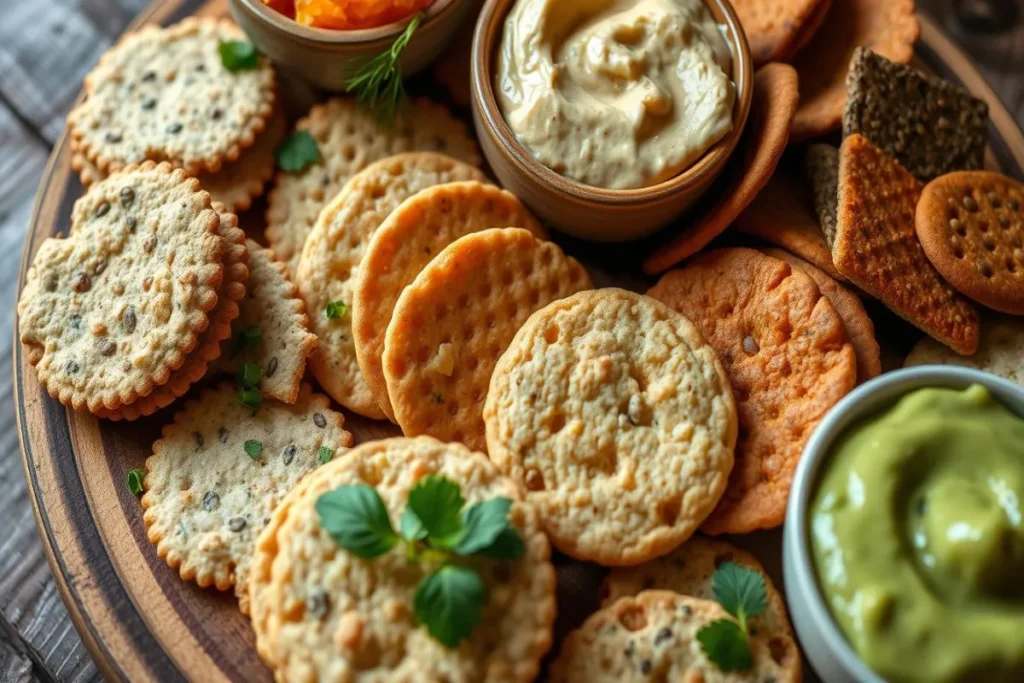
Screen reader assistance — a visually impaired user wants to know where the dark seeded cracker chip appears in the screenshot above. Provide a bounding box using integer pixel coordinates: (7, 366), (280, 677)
(843, 47), (988, 181)
(805, 144), (840, 249)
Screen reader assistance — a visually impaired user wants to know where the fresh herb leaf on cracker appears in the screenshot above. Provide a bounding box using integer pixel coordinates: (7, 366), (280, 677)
(316, 484), (400, 559)
(127, 468), (147, 496)
(695, 562), (768, 671)
(218, 40), (259, 71)
(275, 130), (321, 173)
(413, 564), (486, 649)
(324, 300), (348, 319)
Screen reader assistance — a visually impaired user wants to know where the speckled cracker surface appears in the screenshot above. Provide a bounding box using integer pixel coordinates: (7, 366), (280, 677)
(385, 228), (592, 451)
(248, 437), (556, 683)
(354, 181), (544, 421)
(265, 98), (481, 275)
(297, 153), (486, 419)
(648, 248), (856, 535)
(67, 18), (275, 176)
(834, 134), (980, 354)
(548, 591), (800, 683)
(18, 161), (223, 412)
(905, 316), (1024, 386)
(485, 288), (736, 566)
(217, 240), (317, 404)
(805, 143), (840, 249)
(844, 47), (988, 181)
(732, 0), (827, 64)
(142, 382), (352, 614)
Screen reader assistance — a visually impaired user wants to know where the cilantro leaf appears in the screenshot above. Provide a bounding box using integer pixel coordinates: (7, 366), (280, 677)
(712, 562), (767, 627)
(406, 475), (465, 545)
(231, 325), (262, 357)
(127, 468), (146, 496)
(317, 485), (399, 559)
(450, 498), (523, 558)
(413, 565), (485, 648)
(237, 386), (262, 412)
(400, 507), (428, 542)
(325, 301), (348, 320)
(276, 131), (321, 173)
(244, 439), (263, 460)
(237, 362), (262, 390)
(697, 619), (752, 672)
(218, 40), (259, 72)
(317, 446), (334, 465)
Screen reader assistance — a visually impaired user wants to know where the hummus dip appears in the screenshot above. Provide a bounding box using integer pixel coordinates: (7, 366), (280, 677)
(497, 0), (735, 190)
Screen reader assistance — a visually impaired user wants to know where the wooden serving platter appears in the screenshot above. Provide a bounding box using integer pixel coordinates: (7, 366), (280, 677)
(14, 1), (1024, 681)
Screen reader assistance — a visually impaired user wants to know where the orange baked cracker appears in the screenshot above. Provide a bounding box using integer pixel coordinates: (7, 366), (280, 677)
(732, 164), (843, 281)
(732, 0), (828, 65)
(834, 134), (980, 354)
(647, 248), (856, 534)
(777, 0), (831, 62)
(643, 63), (799, 275)
(789, 0), (918, 141)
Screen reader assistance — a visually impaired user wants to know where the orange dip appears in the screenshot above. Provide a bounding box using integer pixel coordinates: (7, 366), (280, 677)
(262, 0), (434, 30)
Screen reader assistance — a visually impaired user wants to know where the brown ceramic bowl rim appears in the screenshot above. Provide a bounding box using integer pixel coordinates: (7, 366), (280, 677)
(472, 0), (753, 204)
(234, 0), (463, 45)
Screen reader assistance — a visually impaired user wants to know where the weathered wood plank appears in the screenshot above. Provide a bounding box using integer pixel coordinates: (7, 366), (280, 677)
(0, 634), (35, 683)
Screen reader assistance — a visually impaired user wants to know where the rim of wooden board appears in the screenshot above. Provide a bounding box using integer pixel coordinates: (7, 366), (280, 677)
(13, 4), (1024, 682)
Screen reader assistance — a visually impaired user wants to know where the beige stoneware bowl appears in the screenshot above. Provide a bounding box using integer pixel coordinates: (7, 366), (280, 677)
(229, 0), (476, 91)
(470, 0), (753, 241)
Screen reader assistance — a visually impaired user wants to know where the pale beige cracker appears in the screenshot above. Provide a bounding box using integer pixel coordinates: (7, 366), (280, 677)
(297, 153), (486, 419)
(248, 436), (556, 682)
(485, 288), (736, 566)
(601, 536), (793, 640)
(143, 382), (351, 614)
(385, 228), (592, 451)
(905, 316), (1024, 387)
(354, 181), (544, 422)
(548, 591), (801, 683)
(68, 18), (276, 176)
(265, 98), (481, 275)
(18, 161), (223, 413)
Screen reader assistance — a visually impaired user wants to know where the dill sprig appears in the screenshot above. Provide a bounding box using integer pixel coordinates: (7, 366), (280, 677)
(345, 14), (422, 123)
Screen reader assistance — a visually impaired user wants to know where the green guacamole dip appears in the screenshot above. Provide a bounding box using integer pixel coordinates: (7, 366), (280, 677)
(811, 384), (1024, 683)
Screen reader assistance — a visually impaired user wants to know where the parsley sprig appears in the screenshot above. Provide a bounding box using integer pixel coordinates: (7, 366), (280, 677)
(218, 40), (260, 72)
(316, 475), (524, 647)
(696, 562), (768, 672)
(344, 14), (422, 123)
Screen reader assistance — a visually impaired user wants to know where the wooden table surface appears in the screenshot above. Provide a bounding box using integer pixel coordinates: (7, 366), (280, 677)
(0, 0), (1021, 680)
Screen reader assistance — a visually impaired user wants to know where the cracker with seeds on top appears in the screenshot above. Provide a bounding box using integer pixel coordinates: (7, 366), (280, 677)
(805, 143), (840, 249)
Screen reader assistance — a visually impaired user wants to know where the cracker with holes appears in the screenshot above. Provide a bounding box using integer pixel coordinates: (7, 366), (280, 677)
(248, 437), (556, 683)
(353, 181), (545, 422)
(916, 171), (1024, 315)
(905, 316), (1024, 387)
(485, 288), (735, 565)
(844, 47), (988, 181)
(385, 229), (591, 451)
(266, 98), (481, 275)
(834, 134), (980, 354)
(18, 161), (224, 413)
(142, 382), (352, 615)
(548, 591), (801, 683)
(67, 18), (276, 176)
(297, 153), (486, 419)
(648, 248), (856, 535)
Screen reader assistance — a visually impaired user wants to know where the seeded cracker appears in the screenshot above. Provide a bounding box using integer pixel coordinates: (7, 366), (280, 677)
(354, 181), (545, 422)
(143, 382), (352, 615)
(67, 18), (276, 176)
(297, 153), (486, 419)
(217, 240), (317, 404)
(485, 289), (736, 565)
(386, 229), (592, 451)
(844, 47), (988, 182)
(248, 437), (556, 682)
(18, 161), (223, 413)
(549, 591), (800, 683)
(804, 143), (840, 249)
(265, 98), (481, 275)
(905, 316), (1024, 387)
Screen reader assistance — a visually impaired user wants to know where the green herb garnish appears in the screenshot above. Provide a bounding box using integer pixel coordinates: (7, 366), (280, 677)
(275, 131), (321, 173)
(317, 446), (334, 465)
(237, 362), (263, 390)
(218, 40), (260, 72)
(315, 475), (524, 647)
(696, 562), (768, 672)
(127, 468), (147, 496)
(344, 14), (421, 123)
(230, 325), (262, 357)
(244, 439), (263, 460)
(237, 386), (262, 412)
(325, 300), (348, 320)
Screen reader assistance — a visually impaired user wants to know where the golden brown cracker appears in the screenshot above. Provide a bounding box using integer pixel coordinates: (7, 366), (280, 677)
(733, 0), (828, 65)
(643, 63), (799, 275)
(777, 0), (831, 61)
(789, 0), (918, 141)
(647, 247), (856, 534)
(383, 228), (592, 452)
(835, 134), (980, 354)
(916, 171), (1024, 315)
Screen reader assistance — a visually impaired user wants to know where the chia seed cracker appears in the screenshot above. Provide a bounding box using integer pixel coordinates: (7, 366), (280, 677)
(804, 143), (840, 248)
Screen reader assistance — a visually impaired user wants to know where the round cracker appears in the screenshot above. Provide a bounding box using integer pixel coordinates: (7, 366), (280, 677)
(548, 591), (801, 683)
(916, 171), (1024, 315)
(248, 436), (556, 683)
(296, 153), (486, 419)
(385, 228), (591, 450)
(733, 0), (829, 65)
(777, 0), (831, 61)
(905, 315), (1024, 387)
(647, 248), (856, 534)
(485, 288), (737, 566)
(354, 181), (545, 422)
(789, 0), (918, 141)
(142, 382), (352, 614)
(763, 248), (880, 383)
(643, 63), (799, 275)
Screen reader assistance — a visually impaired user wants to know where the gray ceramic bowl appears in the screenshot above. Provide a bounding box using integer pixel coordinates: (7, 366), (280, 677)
(783, 365), (1024, 683)
(229, 0), (475, 91)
